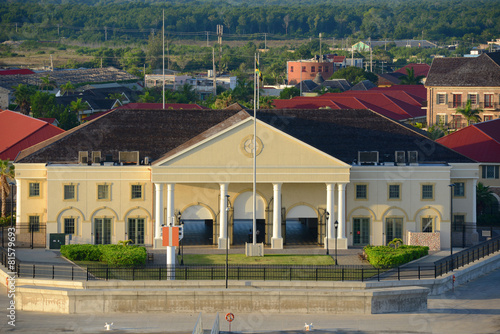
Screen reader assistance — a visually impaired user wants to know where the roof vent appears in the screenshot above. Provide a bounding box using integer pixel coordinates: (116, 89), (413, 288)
(408, 151), (418, 164)
(78, 151), (88, 164)
(395, 151), (405, 165)
(92, 151), (101, 164)
(358, 151), (379, 164)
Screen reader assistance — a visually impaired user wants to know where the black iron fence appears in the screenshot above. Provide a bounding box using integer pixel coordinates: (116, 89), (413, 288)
(436, 235), (500, 276)
(452, 223), (500, 248)
(0, 224), (46, 249)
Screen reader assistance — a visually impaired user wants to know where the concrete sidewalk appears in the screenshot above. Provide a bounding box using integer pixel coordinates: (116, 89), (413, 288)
(15, 248), (71, 265)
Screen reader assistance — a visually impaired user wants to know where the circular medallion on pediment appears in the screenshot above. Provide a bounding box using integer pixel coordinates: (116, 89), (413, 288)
(240, 135), (263, 157)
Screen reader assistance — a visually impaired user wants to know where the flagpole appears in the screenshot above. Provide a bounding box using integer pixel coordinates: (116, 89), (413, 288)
(162, 10), (165, 109)
(253, 53), (257, 246)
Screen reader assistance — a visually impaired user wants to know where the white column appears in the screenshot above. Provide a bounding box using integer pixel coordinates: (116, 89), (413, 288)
(472, 179), (477, 226)
(154, 183), (164, 242)
(325, 183), (335, 249)
(337, 183), (348, 249)
(271, 183), (283, 249)
(166, 183), (175, 226)
(218, 183), (229, 249)
(15, 179), (21, 227)
(166, 183), (176, 279)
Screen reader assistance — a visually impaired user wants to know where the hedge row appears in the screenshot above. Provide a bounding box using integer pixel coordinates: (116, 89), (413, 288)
(363, 245), (429, 269)
(60, 244), (147, 267)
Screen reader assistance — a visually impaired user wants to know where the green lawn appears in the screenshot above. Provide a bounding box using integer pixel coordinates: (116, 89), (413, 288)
(180, 254), (335, 265)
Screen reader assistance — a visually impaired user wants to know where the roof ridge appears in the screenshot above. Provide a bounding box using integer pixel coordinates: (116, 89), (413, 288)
(474, 122), (500, 145)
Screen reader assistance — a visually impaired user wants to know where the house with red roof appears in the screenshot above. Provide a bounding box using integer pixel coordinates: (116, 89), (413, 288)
(273, 85), (426, 123)
(0, 110), (65, 161)
(436, 119), (500, 201)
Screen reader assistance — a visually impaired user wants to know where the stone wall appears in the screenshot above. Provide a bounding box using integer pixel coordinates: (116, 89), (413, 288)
(407, 231), (440, 251)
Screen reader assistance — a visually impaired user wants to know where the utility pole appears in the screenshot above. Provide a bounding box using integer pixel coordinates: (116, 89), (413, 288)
(217, 25), (223, 75)
(319, 33), (322, 59)
(212, 48), (216, 97)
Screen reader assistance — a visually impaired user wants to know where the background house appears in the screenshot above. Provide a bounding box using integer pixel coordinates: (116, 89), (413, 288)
(425, 52), (500, 130)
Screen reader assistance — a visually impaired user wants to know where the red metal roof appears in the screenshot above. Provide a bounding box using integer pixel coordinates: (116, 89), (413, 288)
(0, 69), (35, 75)
(436, 119), (500, 163)
(273, 86), (426, 121)
(0, 110), (64, 160)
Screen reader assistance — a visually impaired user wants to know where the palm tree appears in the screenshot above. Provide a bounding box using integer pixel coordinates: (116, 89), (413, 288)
(40, 74), (57, 91)
(60, 81), (75, 96)
(476, 182), (496, 216)
(456, 100), (483, 126)
(399, 67), (425, 85)
(0, 159), (15, 218)
(14, 84), (35, 115)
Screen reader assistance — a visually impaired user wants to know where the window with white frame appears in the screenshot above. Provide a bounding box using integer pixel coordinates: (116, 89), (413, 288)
(64, 218), (75, 234)
(355, 184), (368, 200)
(421, 217), (433, 233)
(454, 182), (465, 197)
(64, 184), (76, 200)
(421, 184), (434, 200)
(484, 94), (494, 108)
(388, 184), (401, 199)
(482, 165), (499, 179)
(97, 184), (110, 200)
(29, 182), (40, 197)
(131, 184), (143, 200)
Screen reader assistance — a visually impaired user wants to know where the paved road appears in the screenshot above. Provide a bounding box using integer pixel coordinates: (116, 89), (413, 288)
(1, 267), (499, 333)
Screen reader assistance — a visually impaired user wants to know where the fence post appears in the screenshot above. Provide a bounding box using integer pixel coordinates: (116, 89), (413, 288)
(33, 264), (35, 278)
(106, 267), (109, 281)
(290, 267), (292, 281)
(52, 265), (54, 279)
(132, 267), (135, 281)
(342, 268), (344, 282)
(398, 266), (400, 280)
(361, 268), (364, 282)
(315, 268), (318, 281)
(86, 267), (89, 281)
(263, 267), (266, 281)
(434, 265), (437, 279)
(72, 266), (74, 281)
(418, 266), (421, 280)
(185, 266), (187, 280)
(378, 268), (380, 282)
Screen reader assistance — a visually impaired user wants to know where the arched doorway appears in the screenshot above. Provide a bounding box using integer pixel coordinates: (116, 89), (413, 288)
(233, 192), (266, 245)
(180, 205), (214, 245)
(286, 205), (318, 245)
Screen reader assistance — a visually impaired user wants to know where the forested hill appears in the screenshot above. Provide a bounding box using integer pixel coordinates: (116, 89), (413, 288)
(1, 0), (499, 43)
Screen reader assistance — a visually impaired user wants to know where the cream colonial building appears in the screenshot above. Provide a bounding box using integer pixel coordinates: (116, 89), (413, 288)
(14, 107), (477, 251)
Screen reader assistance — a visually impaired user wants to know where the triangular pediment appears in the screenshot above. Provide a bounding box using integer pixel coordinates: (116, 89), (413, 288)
(152, 118), (350, 184)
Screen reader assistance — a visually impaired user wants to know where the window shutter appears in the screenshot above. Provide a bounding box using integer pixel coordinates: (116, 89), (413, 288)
(495, 166), (499, 179)
(445, 94), (448, 104)
(444, 115), (448, 124)
(482, 165), (486, 178)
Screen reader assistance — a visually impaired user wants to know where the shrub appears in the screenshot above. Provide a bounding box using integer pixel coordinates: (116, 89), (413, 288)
(60, 244), (146, 267)
(364, 245), (429, 269)
(60, 244), (102, 261)
(99, 244), (146, 267)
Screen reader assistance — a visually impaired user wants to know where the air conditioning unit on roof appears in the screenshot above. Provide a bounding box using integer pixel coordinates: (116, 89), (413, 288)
(395, 151), (405, 165)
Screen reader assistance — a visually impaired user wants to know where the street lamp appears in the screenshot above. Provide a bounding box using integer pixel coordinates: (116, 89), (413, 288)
(225, 195), (230, 289)
(177, 211), (182, 256)
(9, 182), (15, 228)
(325, 211), (330, 255)
(180, 221), (184, 265)
(449, 183), (456, 270)
(334, 220), (339, 265)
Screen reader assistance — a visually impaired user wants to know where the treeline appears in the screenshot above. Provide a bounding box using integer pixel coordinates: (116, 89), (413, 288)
(0, 0), (499, 44)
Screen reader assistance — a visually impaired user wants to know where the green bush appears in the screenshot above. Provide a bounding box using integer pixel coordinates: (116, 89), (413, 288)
(60, 244), (146, 267)
(99, 244), (146, 267)
(364, 245), (429, 269)
(60, 244), (102, 261)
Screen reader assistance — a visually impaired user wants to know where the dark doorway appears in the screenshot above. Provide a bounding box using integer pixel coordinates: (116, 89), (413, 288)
(182, 219), (213, 245)
(285, 218), (317, 245)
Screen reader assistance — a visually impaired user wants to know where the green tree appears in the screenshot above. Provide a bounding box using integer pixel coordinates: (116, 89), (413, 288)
(330, 67), (377, 85)
(476, 182), (496, 216)
(456, 100), (483, 126)
(399, 67), (425, 85)
(14, 84), (36, 115)
(60, 81), (75, 96)
(137, 91), (156, 103)
(0, 159), (15, 218)
(70, 98), (87, 114)
(39, 74), (57, 91)
(259, 95), (275, 109)
(279, 87), (300, 99)
(30, 91), (56, 118)
(146, 32), (162, 70)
